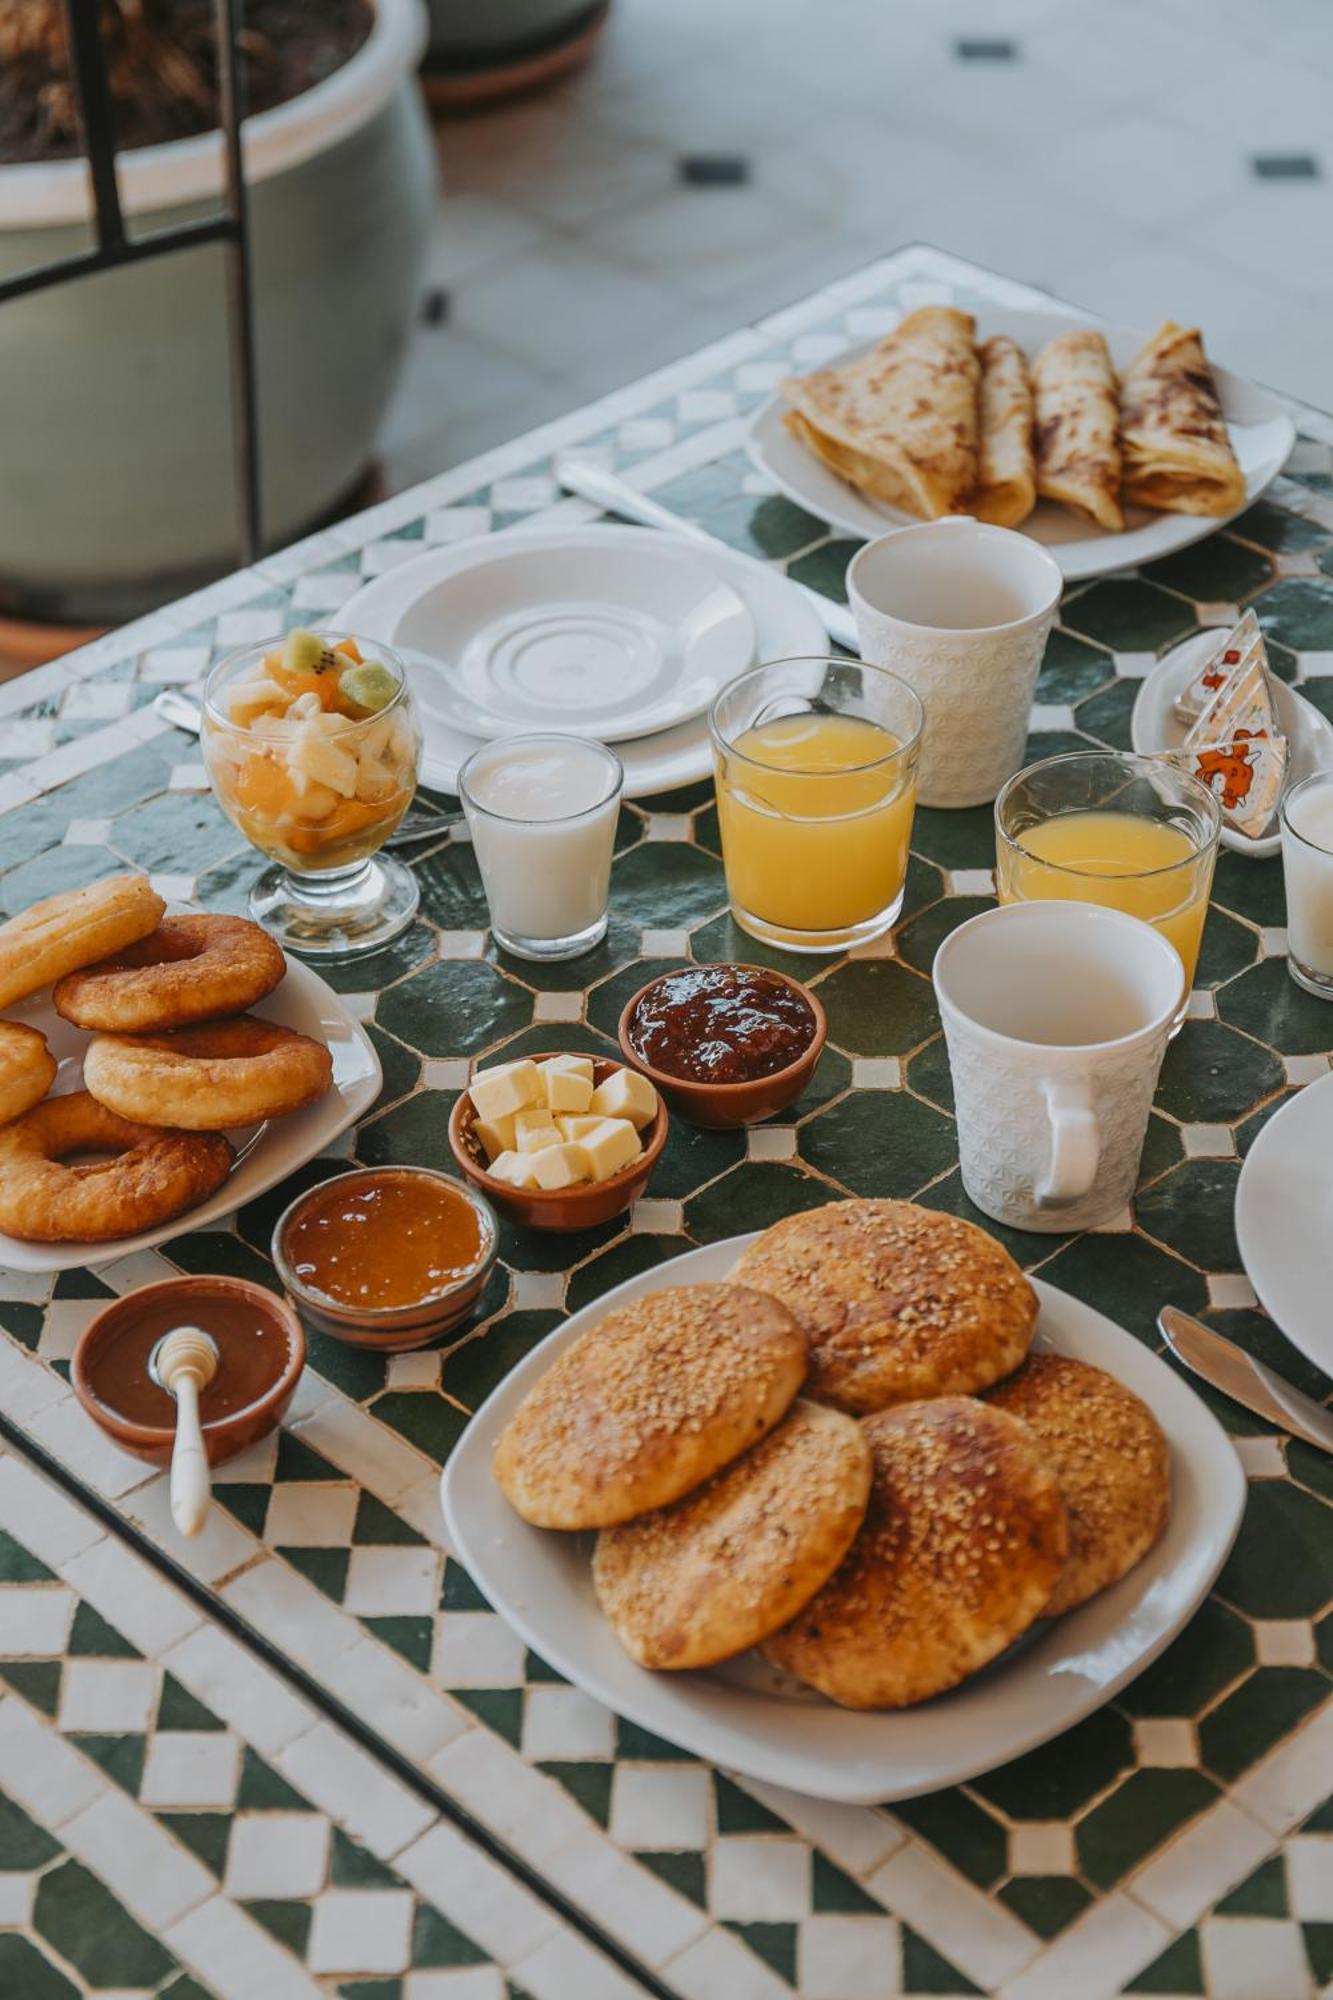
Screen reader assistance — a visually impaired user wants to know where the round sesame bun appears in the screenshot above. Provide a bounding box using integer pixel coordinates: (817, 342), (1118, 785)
(734, 1199), (1037, 1414)
(763, 1397), (1068, 1708)
(985, 1354), (1170, 1615)
(592, 1401), (872, 1670)
(493, 1285), (808, 1530)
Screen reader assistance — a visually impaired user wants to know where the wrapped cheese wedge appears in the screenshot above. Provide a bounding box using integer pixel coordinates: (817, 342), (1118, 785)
(972, 335), (1037, 528)
(1121, 322), (1245, 518)
(780, 307), (980, 520)
(1031, 329), (1125, 533)
(1157, 730), (1287, 840)
(1185, 630), (1278, 749)
(1173, 610), (1263, 724)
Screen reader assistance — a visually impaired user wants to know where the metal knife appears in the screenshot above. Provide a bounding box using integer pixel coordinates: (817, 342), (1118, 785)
(555, 454), (862, 650)
(151, 690), (461, 851)
(1158, 1305), (1333, 1455)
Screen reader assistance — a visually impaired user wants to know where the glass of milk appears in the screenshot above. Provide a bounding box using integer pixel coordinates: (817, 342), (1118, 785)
(1281, 770), (1333, 998)
(458, 734), (623, 960)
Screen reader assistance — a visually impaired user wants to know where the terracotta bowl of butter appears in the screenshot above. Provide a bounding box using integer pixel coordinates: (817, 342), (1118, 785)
(618, 964), (827, 1128)
(448, 1052), (668, 1232)
(73, 1275), (305, 1467)
(272, 1166), (499, 1350)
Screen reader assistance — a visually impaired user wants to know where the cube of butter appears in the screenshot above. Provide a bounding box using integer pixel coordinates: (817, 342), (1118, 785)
(529, 1141), (591, 1191)
(556, 1114), (602, 1141)
(540, 1064), (593, 1115)
(579, 1116), (642, 1183)
(469, 1059), (542, 1123)
(589, 1067), (658, 1130)
(541, 1052), (594, 1083)
(514, 1108), (561, 1154)
(472, 1112), (516, 1162)
(488, 1150), (539, 1189)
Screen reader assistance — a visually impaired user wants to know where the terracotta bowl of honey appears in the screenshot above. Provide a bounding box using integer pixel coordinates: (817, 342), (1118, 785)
(72, 1275), (305, 1468)
(272, 1165), (499, 1349)
(618, 964), (827, 1128)
(449, 1053), (668, 1232)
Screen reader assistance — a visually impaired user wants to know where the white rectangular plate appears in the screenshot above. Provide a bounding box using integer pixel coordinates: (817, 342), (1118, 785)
(748, 305), (1296, 583)
(3, 949), (381, 1274)
(442, 1233), (1246, 1804)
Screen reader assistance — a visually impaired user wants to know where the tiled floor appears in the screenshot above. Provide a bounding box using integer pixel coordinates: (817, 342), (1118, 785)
(378, 0), (1333, 493)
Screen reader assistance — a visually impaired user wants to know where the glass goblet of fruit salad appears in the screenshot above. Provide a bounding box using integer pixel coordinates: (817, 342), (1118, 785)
(202, 629), (424, 956)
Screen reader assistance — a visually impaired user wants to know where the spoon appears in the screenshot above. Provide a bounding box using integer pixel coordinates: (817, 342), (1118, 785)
(150, 1326), (219, 1538)
(151, 690), (462, 850)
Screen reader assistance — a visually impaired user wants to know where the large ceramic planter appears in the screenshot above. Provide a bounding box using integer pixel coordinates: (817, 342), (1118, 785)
(0, 0), (435, 622)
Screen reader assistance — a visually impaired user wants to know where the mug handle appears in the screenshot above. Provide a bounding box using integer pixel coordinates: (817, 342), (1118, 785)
(1035, 1078), (1099, 1206)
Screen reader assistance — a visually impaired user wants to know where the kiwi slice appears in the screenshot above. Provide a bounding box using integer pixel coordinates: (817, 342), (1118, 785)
(339, 660), (398, 716)
(284, 628), (340, 676)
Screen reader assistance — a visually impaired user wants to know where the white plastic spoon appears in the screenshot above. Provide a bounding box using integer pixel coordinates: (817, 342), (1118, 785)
(150, 1327), (219, 1539)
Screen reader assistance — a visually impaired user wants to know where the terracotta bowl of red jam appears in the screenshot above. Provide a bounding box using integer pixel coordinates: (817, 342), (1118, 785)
(618, 963), (826, 1128)
(449, 1053), (669, 1233)
(272, 1166), (498, 1350)
(73, 1276), (305, 1468)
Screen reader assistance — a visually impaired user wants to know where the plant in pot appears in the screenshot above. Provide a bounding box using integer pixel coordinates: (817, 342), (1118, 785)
(0, 0), (435, 626)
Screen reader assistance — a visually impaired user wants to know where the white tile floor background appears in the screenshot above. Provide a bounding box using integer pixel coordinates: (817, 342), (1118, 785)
(378, 0), (1333, 491)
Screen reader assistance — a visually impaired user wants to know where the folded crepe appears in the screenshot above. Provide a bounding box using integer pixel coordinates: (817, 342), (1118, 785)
(972, 334), (1036, 528)
(1031, 329), (1124, 533)
(1120, 321), (1244, 518)
(780, 306), (980, 520)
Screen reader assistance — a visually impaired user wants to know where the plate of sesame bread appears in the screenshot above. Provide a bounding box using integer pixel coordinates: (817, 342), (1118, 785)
(441, 1199), (1245, 1803)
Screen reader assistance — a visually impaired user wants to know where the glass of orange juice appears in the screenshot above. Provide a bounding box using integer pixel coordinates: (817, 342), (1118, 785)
(709, 657), (923, 953)
(994, 750), (1222, 1021)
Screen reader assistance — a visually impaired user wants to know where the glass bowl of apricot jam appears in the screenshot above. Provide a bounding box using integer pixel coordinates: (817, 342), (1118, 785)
(272, 1167), (498, 1350)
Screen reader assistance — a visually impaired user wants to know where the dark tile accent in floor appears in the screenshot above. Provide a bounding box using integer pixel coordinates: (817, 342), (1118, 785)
(678, 155), (751, 187)
(955, 37), (1018, 60)
(421, 288), (450, 327)
(1252, 155), (1322, 179)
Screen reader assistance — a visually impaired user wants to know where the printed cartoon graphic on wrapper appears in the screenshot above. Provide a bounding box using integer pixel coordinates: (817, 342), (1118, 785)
(1173, 610), (1263, 724)
(1157, 728), (1288, 839)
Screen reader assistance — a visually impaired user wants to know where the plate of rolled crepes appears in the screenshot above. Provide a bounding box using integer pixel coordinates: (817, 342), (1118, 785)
(0, 873), (380, 1273)
(748, 306), (1296, 580)
(443, 1200), (1245, 1803)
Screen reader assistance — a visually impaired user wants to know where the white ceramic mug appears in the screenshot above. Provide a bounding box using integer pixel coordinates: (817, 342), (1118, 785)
(933, 900), (1185, 1233)
(847, 519), (1062, 809)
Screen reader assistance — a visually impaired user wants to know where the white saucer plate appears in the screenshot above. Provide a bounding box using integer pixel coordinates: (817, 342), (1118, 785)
(748, 305), (1296, 584)
(2, 947), (381, 1274)
(441, 1233), (1244, 1805)
(338, 526), (827, 798)
(1130, 630), (1333, 857)
(1236, 1069), (1333, 1379)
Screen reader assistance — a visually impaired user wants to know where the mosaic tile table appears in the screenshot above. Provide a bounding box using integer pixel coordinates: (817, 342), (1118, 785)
(1, 248), (1332, 2000)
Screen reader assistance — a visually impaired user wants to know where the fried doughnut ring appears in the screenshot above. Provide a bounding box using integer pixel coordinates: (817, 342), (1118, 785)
(84, 1016), (333, 1130)
(54, 914), (286, 1032)
(0, 1022), (58, 1126)
(0, 1091), (233, 1242)
(0, 873), (164, 1009)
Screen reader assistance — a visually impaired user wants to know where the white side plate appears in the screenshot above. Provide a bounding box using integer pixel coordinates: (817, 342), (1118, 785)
(441, 1234), (1245, 1804)
(1131, 630), (1333, 857)
(748, 306), (1296, 583)
(1236, 1069), (1333, 1379)
(3, 950), (380, 1274)
(337, 526), (827, 798)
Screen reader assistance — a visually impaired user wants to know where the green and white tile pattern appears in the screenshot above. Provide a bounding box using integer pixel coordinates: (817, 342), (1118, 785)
(1, 249), (1331, 1997)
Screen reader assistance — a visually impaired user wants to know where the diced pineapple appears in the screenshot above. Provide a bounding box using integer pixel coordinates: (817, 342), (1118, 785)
(472, 1112), (516, 1162)
(514, 1108), (561, 1154)
(579, 1117), (642, 1182)
(252, 712), (299, 741)
(287, 777), (340, 818)
(358, 715), (395, 761)
(287, 690), (324, 721)
(289, 725), (358, 798)
(354, 753), (398, 804)
(469, 1060), (543, 1123)
(226, 677), (284, 728)
(529, 1142), (591, 1191)
(487, 1150), (539, 1189)
(589, 1067), (658, 1129)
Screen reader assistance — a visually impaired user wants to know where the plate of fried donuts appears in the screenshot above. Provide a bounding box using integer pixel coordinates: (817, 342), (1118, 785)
(0, 871), (380, 1272)
(444, 1202), (1245, 1802)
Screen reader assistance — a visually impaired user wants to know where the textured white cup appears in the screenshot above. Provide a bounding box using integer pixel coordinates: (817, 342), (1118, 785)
(933, 901), (1184, 1233)
(847, 519), (1062, 808)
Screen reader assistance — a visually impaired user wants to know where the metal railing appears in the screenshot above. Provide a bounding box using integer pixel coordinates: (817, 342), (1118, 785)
(0, 0), (262, 564)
